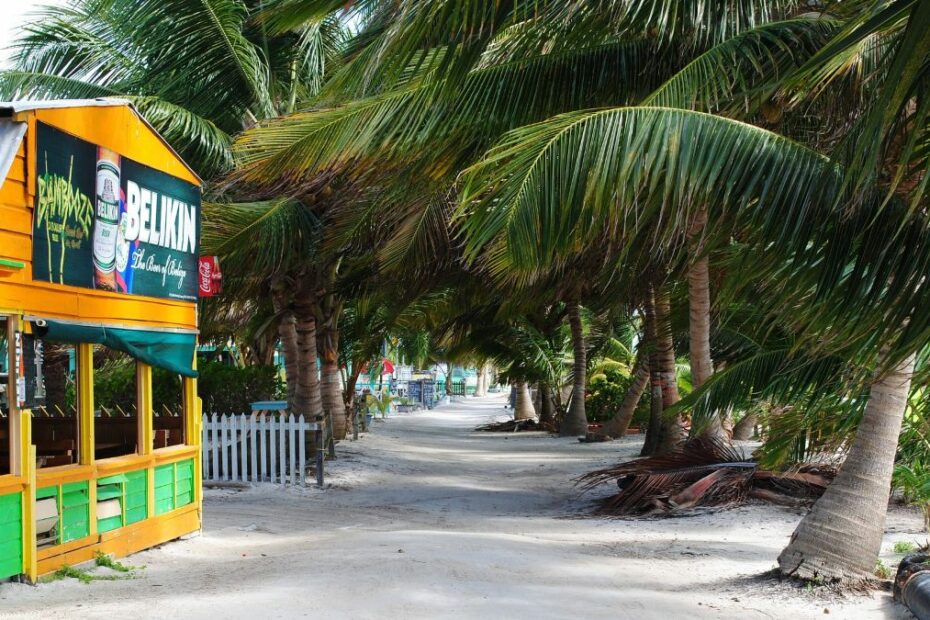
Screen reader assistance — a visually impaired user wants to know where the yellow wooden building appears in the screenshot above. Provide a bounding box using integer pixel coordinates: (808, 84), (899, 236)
(0, 99), (203, 581)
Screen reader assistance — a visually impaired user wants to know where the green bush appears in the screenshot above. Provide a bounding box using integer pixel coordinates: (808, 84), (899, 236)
(196, 361), (283, 414)
(90, 357), (282, 416)
(585, 368), (650, 427)
(93, 357), (137, 414)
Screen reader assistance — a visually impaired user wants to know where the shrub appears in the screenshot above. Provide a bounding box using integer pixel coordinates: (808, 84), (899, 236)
(894, 541), (917, 554)
(90, 357), (282, 416)
(585, 368), (650, 427)
(196, 361), (283, 414)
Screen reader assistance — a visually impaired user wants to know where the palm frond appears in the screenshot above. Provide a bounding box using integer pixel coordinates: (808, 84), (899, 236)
(644, 17), (841, 114)
(202, 198), (320, 281)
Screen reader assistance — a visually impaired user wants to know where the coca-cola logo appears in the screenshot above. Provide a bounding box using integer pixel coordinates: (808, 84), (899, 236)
(198, 256), (222, 297)
(199, 259), (213, 290)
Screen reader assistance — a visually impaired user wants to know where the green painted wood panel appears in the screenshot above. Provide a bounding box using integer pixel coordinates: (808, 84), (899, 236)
(154, 464), (175, 515)
(154, 465), (174, 487)
(97, 516), (122, 533)
(60, 481), (89, 543)
(175, 459), (194, 508)
(125, 506), (147, 524)
(36, 486), (57, 500)
(0, 493), (22, 579)
(97, 484), (122, 501)
(124, 469), (148, 525)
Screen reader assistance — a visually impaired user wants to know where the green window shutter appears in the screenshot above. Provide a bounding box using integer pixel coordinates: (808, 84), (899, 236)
(0, 493), (22, 579)
(60, 482), (90, 543)
(36, 486), (57, 500)
(124, 470), (148, 525)
(175, 459), (194, 508)
(154, 464), (176, 515)
(97, 478), (125, 534)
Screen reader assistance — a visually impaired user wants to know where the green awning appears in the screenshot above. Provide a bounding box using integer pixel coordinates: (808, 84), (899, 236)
(41, 321), (198, 378)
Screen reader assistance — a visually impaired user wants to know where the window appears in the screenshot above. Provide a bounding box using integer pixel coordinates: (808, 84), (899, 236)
(93, 347), (138, 459)
(0, 317), (9, 475)
(153, 370), (185, 449)
(34, 343), (79, 468)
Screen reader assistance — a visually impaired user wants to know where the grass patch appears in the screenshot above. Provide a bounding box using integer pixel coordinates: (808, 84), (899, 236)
(875, 559), (892, 580)
(39, 554), (143, 585)
(41, 565), (94, 584)
(94, 552), (138, 573)
(893, 541), (917, 554)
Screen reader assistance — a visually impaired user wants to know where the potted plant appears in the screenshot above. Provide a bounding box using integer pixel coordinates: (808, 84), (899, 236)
(371, 393), (394, 419)
(395, 396), (416, 413)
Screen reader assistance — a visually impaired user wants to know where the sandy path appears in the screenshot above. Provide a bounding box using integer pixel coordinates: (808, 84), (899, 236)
(0, 395), (922, 619)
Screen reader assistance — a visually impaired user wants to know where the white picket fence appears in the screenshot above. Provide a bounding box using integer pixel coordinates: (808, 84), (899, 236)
(201, 414), (322, 486)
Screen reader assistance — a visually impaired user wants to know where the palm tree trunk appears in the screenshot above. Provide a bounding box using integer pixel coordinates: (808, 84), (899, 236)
(731, 412), (758, 441)
(561, 300), (589, 437)
(318, 322), (347, 440)
(777, 352), (916, 583)
(272, 290), (300, 413)
(688, 207), (724, 439)
(688, 208), (713, 387)
(538, 383), (555, 427)
(344, 362), (364, 412)
(514, 382), (536, 421)
(654, 288), (685, 454)
(641, 292), (662, 456)
(602, 353), (649, 439)
(293, 308), (322, 420)
(475, 364), (486, 397)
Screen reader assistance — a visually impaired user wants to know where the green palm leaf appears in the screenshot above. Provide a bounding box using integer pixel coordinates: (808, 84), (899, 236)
(457, 106), (833, 272)
(202, 198), (320, 280)
(644, 17), (841, 114)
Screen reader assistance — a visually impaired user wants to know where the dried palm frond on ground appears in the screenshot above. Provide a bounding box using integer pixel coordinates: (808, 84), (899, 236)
(475, 419), (556, 433)
(579, 438), (834, 516)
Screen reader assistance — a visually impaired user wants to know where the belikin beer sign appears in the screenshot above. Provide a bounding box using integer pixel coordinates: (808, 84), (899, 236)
(32, 122), (201, 301)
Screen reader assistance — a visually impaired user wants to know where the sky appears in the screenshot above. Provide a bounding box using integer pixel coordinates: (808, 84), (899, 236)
(0, 0), (67, 68)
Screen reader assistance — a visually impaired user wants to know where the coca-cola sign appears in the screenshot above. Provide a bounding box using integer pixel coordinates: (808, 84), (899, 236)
(198, 256), (222, 297)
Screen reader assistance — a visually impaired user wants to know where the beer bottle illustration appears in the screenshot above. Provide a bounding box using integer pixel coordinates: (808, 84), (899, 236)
(115, 186), (136, 294)
(93, 147), (120, 291)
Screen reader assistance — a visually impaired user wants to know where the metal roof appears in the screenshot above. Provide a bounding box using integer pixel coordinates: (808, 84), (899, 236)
(0, 120), (26, 184)
(0, 98), (203, 185)
(0, 98), (133, 113)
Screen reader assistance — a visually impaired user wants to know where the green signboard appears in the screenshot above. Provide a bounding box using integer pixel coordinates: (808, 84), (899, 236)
(32, 122), (201, 301)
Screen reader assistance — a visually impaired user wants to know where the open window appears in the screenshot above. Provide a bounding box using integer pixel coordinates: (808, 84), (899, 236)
(93, 347), (138, 459)
(34, 343), (79, 468)
(153, 369), (185, 449)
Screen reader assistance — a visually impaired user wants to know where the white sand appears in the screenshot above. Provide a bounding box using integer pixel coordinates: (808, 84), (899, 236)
(0, 394), (923, 619)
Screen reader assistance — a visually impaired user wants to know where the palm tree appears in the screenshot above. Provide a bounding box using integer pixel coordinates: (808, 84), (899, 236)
(230, 2), (838, 445)
(4, 0), (351, 434)
(2, 0), (345, 177)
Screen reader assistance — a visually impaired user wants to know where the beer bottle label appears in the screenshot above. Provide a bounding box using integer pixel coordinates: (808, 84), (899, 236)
(93, 160), (120, 274)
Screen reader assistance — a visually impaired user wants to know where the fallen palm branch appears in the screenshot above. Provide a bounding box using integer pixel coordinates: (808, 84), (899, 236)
(475, 419), (556, 432)
(578, 438), (834, 516)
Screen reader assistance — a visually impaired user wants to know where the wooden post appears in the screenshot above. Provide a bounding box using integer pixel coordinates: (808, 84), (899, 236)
(74, 343), (100, 536)
(77, 343), (94, 466)
(258, 415), (266, 482)
(249, 415), (257, 483)
(277, 413), (285, 486)
(298, 416), (306, 487)
(315, 415), (325, 488)
(210, 414), (219, 482)
(137, 363), (153, 456)
(230, 414), (239, 482)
